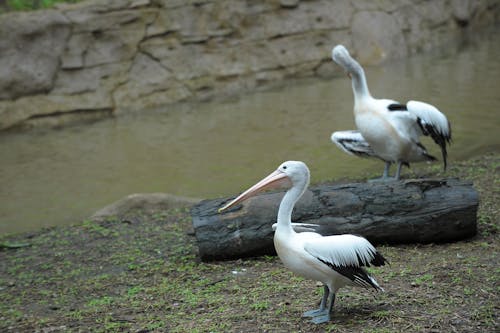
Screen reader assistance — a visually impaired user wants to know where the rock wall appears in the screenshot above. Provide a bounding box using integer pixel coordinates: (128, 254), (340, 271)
(0, 0), (499, 130)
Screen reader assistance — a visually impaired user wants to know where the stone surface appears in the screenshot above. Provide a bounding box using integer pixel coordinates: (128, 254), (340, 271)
(0, 0), (499, 130)
(279, 0), (299, 9)
(351, 10), (407, 65)
(113, 52), (192, 111)
(0, 91), (113, 130)
(0, 10), (70, 100)
(452, 0), (473, 23)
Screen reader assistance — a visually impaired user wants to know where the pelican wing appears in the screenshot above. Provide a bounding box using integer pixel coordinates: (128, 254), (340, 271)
(383, 100), (451, 169)
(304, 234), (385, 268)
(407, 101), (451, 139)
(407, 100), (452, 169)
(331, 130), (380, 159)
(304, 234), (387, 290)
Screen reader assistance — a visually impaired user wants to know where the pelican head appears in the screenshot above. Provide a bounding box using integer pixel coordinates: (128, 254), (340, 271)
(331, 45), (363, 78)
(218, 161), (310, 213)
(332, 45), (371, 99)
(277, 161), (310, 188)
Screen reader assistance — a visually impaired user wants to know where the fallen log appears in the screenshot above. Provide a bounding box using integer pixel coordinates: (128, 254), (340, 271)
(191, 178), (478, 261)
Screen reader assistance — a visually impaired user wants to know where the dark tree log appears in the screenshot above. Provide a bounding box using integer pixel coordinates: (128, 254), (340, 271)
(191, 178), (478, 261)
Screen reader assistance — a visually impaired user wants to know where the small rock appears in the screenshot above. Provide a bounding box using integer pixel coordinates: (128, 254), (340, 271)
(90, 193), (201, 222)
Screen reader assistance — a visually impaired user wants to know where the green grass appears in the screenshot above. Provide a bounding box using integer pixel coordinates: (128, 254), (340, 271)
(1, 0), (81, 12)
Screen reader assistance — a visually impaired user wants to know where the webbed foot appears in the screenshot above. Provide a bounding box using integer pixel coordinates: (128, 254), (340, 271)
(303, 308), (324, 318)
(303, 309), (331, 323)
(310, 312), (331, 324)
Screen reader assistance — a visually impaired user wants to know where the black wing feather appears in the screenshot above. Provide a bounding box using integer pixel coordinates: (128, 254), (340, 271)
(317, 259), (382, 290)
(417, 117), (452, 170)
(316, 250), (388, 290)
(387, 103), (408, 111)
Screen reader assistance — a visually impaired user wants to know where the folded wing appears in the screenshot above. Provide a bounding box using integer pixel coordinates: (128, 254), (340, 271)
(304, 234), (387, 290)
(407, 100), (452, 169)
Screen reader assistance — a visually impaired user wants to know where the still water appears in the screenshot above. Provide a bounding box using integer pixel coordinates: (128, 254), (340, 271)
(1, 29), (499, 235)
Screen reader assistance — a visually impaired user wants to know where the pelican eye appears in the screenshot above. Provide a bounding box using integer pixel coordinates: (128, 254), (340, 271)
(283, 165), (287, 170)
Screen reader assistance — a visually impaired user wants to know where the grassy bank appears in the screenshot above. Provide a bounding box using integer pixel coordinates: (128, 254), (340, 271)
(0, 0), (80, 12)
(0, 153), (498, 332)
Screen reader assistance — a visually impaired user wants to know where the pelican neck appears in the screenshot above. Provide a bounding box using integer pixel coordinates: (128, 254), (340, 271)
(351, 68), (372, 102)
(275, 183), (306, 233)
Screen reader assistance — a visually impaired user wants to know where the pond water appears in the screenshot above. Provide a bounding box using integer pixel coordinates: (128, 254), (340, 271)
(1, 28), (499, 235)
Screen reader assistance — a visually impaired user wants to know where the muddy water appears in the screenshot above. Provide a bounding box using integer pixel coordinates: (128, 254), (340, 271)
(1, 29), (499, 234)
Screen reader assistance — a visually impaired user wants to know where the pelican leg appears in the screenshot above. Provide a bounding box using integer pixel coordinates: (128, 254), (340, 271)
(303, 285), (329, 318)
(394, 161), (403, 180)
(369, 161), (392, 182)
(310, 291), (336, 324)
(382, 161), (391, 178)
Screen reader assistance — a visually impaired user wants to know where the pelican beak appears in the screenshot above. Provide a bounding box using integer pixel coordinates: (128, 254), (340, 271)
(218, 169), (290, 213)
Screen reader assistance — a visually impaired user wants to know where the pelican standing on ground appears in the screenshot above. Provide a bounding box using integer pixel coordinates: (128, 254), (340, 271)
(219, 161), (388, 324)
(331, 45), (452, 180)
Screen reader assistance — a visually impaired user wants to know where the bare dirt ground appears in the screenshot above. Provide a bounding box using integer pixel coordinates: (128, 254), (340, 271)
(1, 152), (498, 332)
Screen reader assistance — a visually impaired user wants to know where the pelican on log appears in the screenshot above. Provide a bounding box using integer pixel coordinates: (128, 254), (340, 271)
(219, 161), (388, 324)
(331, 45), (452, 180)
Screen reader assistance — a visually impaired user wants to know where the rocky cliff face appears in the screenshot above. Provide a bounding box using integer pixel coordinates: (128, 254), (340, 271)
(0, 0), (498, 130)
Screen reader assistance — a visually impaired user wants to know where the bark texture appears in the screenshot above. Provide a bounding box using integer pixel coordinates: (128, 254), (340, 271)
(191, 178), (478, 261)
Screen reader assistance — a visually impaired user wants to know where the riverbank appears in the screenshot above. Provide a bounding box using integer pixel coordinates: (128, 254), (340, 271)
(0, 152), (498, 332)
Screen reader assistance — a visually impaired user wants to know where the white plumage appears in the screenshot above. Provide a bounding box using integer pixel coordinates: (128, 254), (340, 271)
(331, 130), (379, 159)
(272, 222), (319, 233)
(304, 234), (379, 268)
(219, 161), (387, 324)
(331, 45), (452, 180)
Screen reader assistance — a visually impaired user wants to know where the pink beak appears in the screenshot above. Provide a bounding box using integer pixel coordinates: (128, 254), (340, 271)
(218, 169), (291, 213)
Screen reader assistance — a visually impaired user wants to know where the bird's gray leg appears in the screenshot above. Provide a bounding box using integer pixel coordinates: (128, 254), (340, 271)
(382, 161), (391, 178)
(303, 285), (329, 318)
(369, 161), (392, 182)
(310, 292), (336, 324)
(394, 161), (403, 180)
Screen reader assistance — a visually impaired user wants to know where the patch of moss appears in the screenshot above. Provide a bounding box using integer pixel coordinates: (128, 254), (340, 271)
(1, 0), (81, 12)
